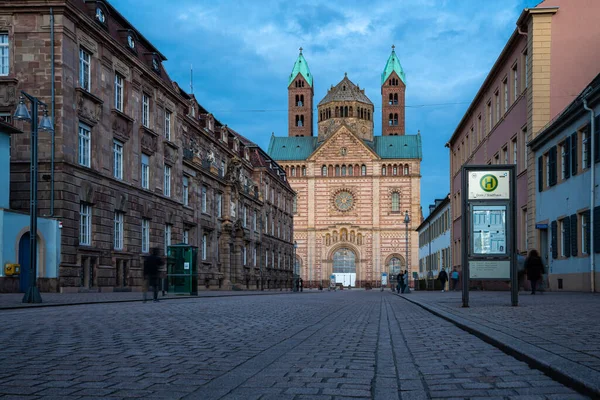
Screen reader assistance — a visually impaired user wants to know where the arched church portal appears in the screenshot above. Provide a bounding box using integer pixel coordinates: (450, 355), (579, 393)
(332, 247), (357, 287)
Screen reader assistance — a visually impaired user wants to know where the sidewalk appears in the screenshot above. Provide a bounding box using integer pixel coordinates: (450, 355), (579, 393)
(0, 288), (315, 310)
(396, 290), (600, 398)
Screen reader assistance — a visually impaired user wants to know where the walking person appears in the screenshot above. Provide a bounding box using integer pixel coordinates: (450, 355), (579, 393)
(143, 247), (164, 303)
(398, 271), (405, 293)
(396, 272), (402, 293)
(402, 270), (410, 293)
(437, 268), (448, 292)
(450, 267), (459, 291)
(524, 249), (544, 295)
(299, 278), (303, 292)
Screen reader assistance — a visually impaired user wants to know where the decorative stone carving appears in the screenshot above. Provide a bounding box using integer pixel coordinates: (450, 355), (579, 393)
(141, 130), (158, 154)
(78, 33), (98, 53)
(111, 109), (133, 141)
(115, 193), (128, 212)
(76, 88), (103, 125)
(80, 181), (96, 204)
(164, 144), (176, 164)
(0, 82), (16, 107)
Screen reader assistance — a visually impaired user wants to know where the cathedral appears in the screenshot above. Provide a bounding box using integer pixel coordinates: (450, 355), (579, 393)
(267, 47), (422, 288)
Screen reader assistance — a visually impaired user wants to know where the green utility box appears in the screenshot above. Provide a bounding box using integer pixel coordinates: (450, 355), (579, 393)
(167, 244), (198, 295)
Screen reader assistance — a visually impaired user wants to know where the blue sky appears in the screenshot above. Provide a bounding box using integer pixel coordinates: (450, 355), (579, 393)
(112, 0), (539, 216)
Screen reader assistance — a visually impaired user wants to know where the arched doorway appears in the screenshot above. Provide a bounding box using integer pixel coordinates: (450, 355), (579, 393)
(387, 255), (405, 289)
(333, 248), (356, 287)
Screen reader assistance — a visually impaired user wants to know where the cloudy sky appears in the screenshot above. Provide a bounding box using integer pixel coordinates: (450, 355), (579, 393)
(112, 0), (539, 215)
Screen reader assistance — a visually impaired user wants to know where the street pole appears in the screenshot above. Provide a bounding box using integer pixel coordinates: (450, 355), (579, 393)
(14, 93), (54, 304)
(404, 210), (410, 293)
(293, 241), (298, 292)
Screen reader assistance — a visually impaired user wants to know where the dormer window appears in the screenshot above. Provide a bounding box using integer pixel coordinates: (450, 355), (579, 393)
(244, 148), (249, 160)
(127, 35), (135, 50)
(95, 7), (106, 24)
(152, 58), (159, 72)
(222, 130), (227, 143)
(190, 105), (195, 117)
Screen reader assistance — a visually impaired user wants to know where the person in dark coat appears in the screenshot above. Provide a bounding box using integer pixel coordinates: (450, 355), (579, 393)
(143, 247), (164, 302)
(396, 272), (402, 293)
(437, 268), (448, 292)
(524, 249), (544, 295)
(398, 272), (404, 293)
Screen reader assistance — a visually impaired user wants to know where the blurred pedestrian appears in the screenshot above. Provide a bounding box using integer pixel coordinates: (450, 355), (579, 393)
(299, 278), (303, 292)
(143, 247), (164, 303)
(525, 249), (544, 295)
(437, 268), (448, 292)
(398, 271), (405, 293)
(396, 272), (402, 293)
(402, 270), (410, 293)
(450, 267), (459, 291)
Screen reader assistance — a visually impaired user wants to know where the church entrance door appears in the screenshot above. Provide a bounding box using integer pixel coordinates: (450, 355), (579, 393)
(333, 248), (356, 287)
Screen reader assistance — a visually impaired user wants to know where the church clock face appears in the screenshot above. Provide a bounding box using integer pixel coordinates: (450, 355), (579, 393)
(334, 191), (354, 211)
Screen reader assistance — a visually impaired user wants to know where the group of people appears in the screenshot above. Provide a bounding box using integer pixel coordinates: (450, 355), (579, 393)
(434, 249), (544, 294)
(395, 270), (410, 293)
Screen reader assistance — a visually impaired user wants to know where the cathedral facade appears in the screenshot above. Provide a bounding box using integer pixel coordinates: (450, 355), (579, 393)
(268, 48), (422, 288)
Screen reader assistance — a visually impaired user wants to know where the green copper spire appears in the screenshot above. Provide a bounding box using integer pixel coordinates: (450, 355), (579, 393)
(288, 47), (313, 87)
(381, 45), (406, 85)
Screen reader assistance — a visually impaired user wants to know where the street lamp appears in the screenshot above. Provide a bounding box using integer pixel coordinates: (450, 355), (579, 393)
(293, 241), (298, 292)
(404, 210), (411, 293)
(14, 92), (54, 304)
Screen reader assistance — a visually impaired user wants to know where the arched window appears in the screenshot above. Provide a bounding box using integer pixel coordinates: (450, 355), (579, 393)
(361, 165), (366, 176)
(367, 111), (371, 121)
(333, 248), (355, 274)
(344, 106), (348, 117)
(302, 166), (306, 176)
(295, 94), (299, 105)
(328, 165), (333, 176)
(291, 167), (296, 177)
(389, 257), (402, 277)
(357, 233), (363, 245)
(299, 95), (304, 106)
(388, 113), (394, 126)
(389, 93), (393, 105)
(322, 165), (327, 176)
(393, 93), (398, 105)
(296, 115), (304, 127)
(391, 192), (400, 212)
(382, 166), (387, 176)
(404, 165), (409, 175)
(335, 165), (340, 176)
(393, 165), (398, 176)
(348, 166), (354, 176)
(393, 113), (398, 126)
(341, 165), (346, 176)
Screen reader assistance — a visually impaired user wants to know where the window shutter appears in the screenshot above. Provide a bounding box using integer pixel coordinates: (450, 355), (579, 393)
(551, 220), (558, 259)
(595, 115), (600, 164)
(564, 216), (570, 258)
(549, 146), (557, 186)
(585, 210), (591, 253)
(538, 156), (544, 192)
(571, 213), (578, 257)
(571, 132), (578, 176)
(595, 206), (600, 253)
(564, 139), (570, 180)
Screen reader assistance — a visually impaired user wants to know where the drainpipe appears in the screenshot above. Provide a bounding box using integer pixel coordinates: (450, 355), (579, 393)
(583, 97), (595, 292)
(43, 7), (55, 217)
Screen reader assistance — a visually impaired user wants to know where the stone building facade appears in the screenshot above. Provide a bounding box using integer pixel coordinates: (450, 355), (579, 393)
(1, 0), (294, 292)
(268, 49), (422, 288)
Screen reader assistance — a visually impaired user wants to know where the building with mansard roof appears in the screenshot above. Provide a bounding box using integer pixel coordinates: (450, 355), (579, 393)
(268, 48), (422, 288)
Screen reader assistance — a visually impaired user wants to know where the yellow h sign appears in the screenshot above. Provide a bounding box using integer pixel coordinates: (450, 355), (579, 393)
(480, 174), (498, 192)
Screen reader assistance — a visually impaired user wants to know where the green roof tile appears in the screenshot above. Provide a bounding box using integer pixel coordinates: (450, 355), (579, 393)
(373, 135), (421, 159)
(288, 48), (313, 87)
(381, 46), (406, 85)
(268, 136), (319, 161)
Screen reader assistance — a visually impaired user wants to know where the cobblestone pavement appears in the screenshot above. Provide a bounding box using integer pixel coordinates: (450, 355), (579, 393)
(0, 291), (588, 400)
(398, 290), (600, 396)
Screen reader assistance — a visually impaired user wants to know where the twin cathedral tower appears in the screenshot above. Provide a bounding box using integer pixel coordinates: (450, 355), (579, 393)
(267, 47), (422, 288)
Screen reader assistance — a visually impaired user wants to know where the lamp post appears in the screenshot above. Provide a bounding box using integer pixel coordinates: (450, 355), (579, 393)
(293, 241), (298, 292)
(404, 210), (411, 293)
(14, 92), (54, 304)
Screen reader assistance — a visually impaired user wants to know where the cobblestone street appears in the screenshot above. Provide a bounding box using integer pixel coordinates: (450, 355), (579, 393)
(0, 291), (589, 400)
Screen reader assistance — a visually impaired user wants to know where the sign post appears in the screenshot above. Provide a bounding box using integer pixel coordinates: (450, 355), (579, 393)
(461, 165), (517, 307)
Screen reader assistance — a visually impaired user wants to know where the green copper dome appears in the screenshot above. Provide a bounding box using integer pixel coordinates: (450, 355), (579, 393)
(288, 48), (313, 87)
(381, 46), (406, 85)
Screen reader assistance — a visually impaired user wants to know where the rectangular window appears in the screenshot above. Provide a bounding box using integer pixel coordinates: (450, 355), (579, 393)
(183, 229), (189, 245)
(164, 224), (172, 255)
(114, 212), (124, 250)
(503, 146), (508, 164)
(78, 123), (91, 167)
(113, 140), (123, 180)
(201, 186), (207, 213)
(253, 210), (257, 231)
(79, 48), (91, 91)
(487, 101), (492, 132)
(561, 144), (566, 180)
(253, 246), (257, 266)
(512, 64), (518, 102)
(114, 74), (124, 112)
(242, 205), (247, 227)
(202, 234), (208, 260)
(503, 79), (508, 113)
(141, 219), (149, 253)
(582, 213), (589, 254)
(141, 154), (149, 189)
(243, 246), (247, 265)
(142, 93), (150, 128)
(216, 193), (222, 218)
(560, 219), (566, 257)
(512, 139), (518, 166)
(164, 165), (171, 197)
(80, 203), (91, 245)
(582, 129), (590, 169)
(0, 33), (8, 76)
(495, 91), (500, 122)
(165, 110), (171, 141)
(183, 176), (189, 206)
